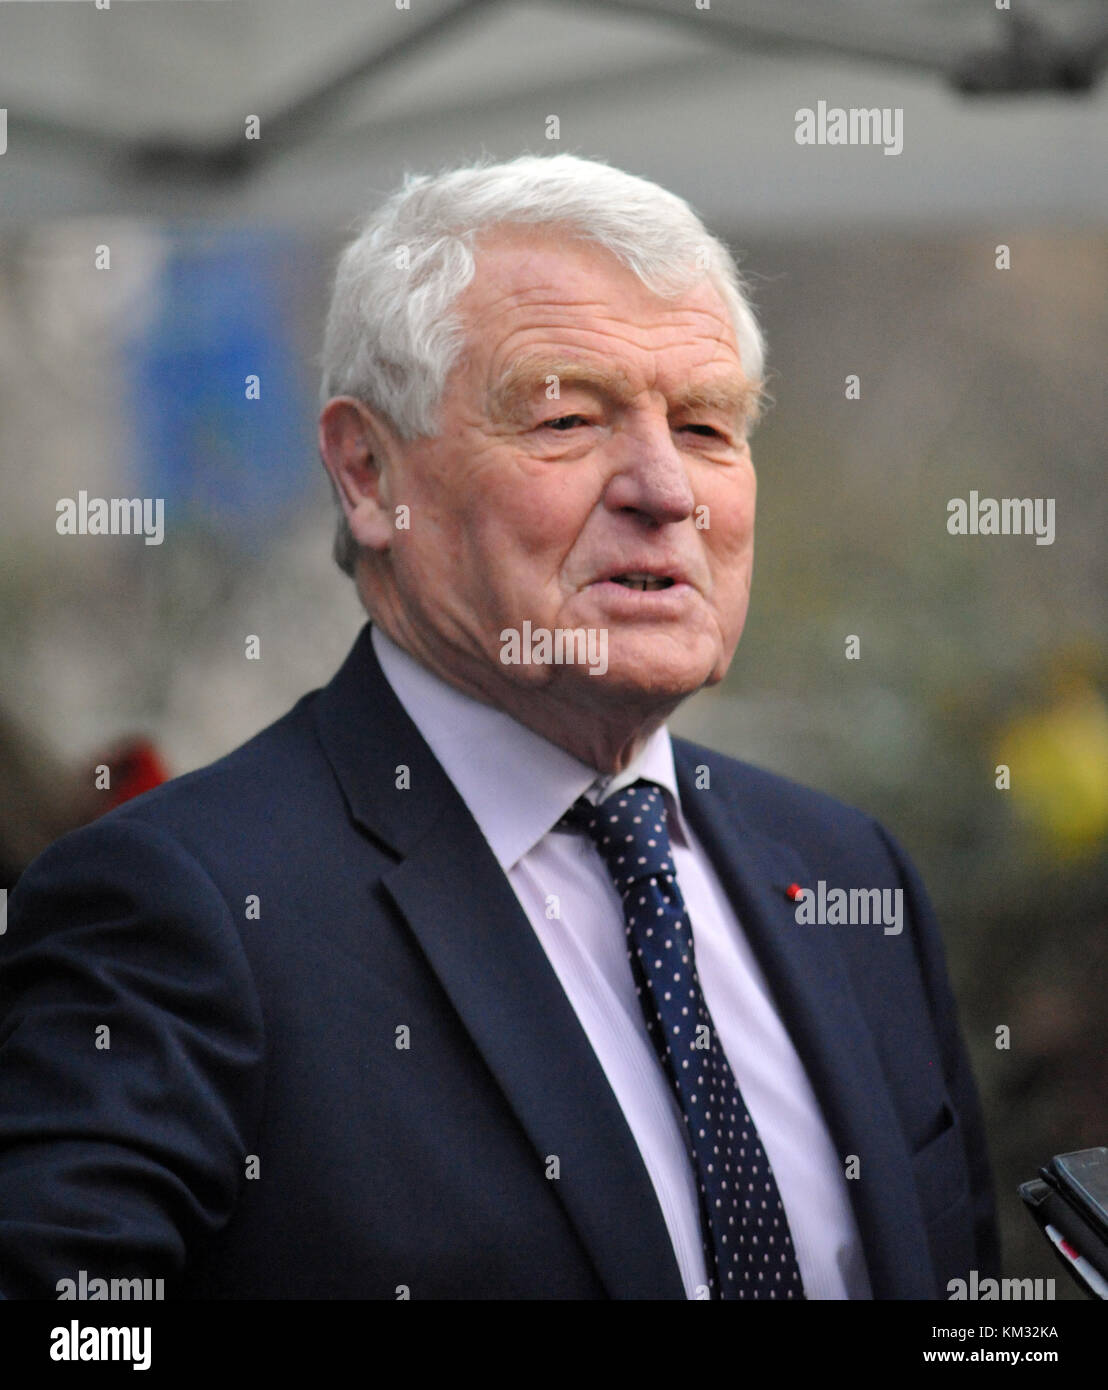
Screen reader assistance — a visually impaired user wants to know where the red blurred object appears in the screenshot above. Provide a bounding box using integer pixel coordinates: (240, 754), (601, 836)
(100, 739), (170, 811)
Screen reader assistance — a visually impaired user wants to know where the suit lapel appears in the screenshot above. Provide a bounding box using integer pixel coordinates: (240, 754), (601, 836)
(673, 741), (936, 1298)
(313, 625), (684, 1299)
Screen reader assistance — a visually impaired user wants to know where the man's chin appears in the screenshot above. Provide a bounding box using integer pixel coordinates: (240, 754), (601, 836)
(591, 666), (711, 703)
(489, 619), (731, 709)
(550, 649), (720, 708)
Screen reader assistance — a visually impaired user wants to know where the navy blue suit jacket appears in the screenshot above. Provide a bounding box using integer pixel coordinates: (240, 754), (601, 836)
(0, 624), (999, 1298)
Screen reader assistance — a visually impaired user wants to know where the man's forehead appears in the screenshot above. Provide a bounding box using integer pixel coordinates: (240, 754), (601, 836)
(454, 227), (750, 410)
(462, 224), (733, 329)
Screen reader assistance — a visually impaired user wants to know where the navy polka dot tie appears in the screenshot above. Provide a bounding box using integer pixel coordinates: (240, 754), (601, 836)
(559, 780), (805, 1300)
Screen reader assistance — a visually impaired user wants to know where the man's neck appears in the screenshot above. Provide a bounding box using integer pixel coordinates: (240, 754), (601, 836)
(369, 620), (681, 775)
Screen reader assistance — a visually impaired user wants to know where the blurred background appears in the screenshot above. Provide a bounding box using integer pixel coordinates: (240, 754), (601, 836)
(1, 0), (1105, 1295)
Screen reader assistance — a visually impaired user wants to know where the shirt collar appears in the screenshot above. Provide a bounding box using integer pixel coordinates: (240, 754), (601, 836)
(370, 624), (689, 871)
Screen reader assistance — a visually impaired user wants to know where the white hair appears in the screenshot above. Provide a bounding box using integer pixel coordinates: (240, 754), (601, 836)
(319, 153), (766, 576)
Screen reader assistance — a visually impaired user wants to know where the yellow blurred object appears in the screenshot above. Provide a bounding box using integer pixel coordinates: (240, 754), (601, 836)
(997, 680), (1108, 857)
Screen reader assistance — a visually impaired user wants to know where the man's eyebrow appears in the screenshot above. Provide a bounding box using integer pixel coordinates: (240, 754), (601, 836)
(676, 378), (763, 424)
(487, 355), (762, 428)
(487, 357), (636, 421)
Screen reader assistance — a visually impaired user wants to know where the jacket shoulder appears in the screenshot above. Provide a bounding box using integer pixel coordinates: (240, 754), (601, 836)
(103, 691), (328, 839)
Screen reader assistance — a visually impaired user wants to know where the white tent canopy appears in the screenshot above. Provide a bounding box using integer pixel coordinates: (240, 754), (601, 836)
(1, 0), (1106, 231)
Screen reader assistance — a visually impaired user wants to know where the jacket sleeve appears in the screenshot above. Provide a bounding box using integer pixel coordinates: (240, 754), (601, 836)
(872, 819), (1002, 1279)
(0, 815), (266, 1298)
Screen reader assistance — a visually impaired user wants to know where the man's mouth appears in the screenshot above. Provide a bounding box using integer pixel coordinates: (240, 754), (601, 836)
(607, 574), (676, 592)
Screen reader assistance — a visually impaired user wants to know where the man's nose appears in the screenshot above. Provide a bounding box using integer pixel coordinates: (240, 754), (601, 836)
(602, 415), (696, 525)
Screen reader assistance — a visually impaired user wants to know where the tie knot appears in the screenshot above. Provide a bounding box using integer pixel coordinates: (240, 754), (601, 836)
(559, 779), (675, 891)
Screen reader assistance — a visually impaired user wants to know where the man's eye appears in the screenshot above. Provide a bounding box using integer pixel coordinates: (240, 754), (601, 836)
(536, 416), (726, 438)
(540, 415), (589, 431)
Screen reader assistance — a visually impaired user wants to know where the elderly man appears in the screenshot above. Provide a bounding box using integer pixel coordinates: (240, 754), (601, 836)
(1, 154), (998, 1301)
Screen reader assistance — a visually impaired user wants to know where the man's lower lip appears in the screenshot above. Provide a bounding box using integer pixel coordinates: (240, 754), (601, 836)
(587, 580), (692, 601)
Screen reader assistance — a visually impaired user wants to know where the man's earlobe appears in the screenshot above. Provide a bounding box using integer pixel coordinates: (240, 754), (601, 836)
(347, 492), (395, 553)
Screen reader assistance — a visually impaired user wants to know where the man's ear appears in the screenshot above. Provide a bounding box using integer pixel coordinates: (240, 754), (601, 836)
(318, 396), (400, 552)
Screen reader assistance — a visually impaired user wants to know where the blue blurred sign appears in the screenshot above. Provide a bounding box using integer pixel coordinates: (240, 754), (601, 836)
(126, 228), (314, 540)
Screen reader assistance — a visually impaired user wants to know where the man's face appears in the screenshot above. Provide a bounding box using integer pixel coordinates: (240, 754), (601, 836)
(357, 225), (758, 718)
